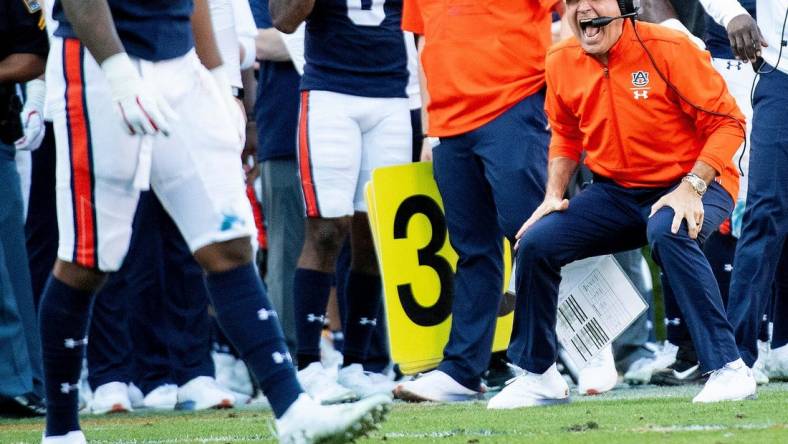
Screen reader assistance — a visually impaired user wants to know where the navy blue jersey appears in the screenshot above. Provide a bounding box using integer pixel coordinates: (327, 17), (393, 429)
(302, 0), (408, 98)
(250, 0), (300, 161)
(705, 0), (756, 59)
(53, 0), (194, 61)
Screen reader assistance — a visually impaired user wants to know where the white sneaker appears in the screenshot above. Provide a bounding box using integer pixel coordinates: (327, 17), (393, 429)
(767, 342), (788, 381)
(577, 345), (618, 395)
(298, 362), (358, 405)
(753, 340), (770, 385)
(177, 376), (234, 410)
(487, 363), (570, 409)
(143, 384), (178, 410)
(90, 381), (132, 414)
(276, 393), (390, 444)
(692, 359), (757, 403)
(624, 341), (678, 385)
(337, 364), (396, 398)
(393, 370), (483, 402)
(41, 431), (87, 444)
(127, 383), (144, 409)
(213, 352), (255, 396)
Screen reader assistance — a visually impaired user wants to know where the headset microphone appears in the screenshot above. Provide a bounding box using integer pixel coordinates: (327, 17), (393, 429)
(579, 12), (638, 30)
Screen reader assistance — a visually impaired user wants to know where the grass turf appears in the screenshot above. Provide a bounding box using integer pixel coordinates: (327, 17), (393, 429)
(2, 383), (787, 444)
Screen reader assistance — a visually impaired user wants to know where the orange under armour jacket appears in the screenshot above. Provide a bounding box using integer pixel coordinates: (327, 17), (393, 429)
(545, 20), (745, 200)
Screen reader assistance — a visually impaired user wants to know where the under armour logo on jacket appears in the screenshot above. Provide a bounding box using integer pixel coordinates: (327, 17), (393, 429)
(257, 308), (278, 321)
(359, 317), (377, 326)
(64, 337), (88, 349)
(306, 313), (326, 323)
(272, 351), (292, 364)
(726, 61), (742, 70)
(60, 382), (79, 394)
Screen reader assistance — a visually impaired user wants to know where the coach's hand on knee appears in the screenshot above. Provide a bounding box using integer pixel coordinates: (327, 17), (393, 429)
(101, 52), (178, 137)
(649, 182), (704, 239)
(514, 196), (569, 250)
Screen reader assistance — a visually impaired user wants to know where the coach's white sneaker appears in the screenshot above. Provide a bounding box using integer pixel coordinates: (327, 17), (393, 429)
(143, 384), (178, 410)
(753, 340), (770, 385)
(394, 370), (483, 402)
(177, 376), (234, 410)
(41, 431), (86, 444)
(577, 345), (618, 395)
(624, 341), (678, 385)
(487, 363), (569, 409)
(298, 362), (358, 405)
(277, 393), (390, 444)
(767, 343), (788, 381)
(338, 364), (396, 399)
(90, 381), (132, 414)
(692, 359), (757, 403)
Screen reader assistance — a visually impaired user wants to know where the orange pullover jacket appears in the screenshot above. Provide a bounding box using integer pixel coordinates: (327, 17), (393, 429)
(545, 20), (745, 200)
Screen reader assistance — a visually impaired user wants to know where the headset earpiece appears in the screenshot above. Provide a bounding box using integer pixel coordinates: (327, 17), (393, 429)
(618, 0), (639, 16)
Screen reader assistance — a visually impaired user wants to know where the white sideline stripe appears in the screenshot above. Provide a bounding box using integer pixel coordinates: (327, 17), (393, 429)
(85, 435), (270, 443)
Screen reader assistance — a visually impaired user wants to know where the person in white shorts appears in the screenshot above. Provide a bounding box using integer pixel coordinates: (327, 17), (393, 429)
(38, 0), (390, 443)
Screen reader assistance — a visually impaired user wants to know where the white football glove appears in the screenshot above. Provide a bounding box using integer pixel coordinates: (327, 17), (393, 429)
(101, 53), (178, 137)
(209, 65), (246, 146)
(15, 79), (46, 151)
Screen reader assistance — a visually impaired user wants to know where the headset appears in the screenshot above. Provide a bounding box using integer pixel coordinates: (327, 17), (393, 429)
(580, 0), (749, 175)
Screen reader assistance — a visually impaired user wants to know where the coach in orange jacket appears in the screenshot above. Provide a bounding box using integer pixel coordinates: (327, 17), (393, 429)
(494, 0), (757, 408)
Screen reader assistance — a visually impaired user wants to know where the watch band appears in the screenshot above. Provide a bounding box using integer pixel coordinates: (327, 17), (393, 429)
(682, 173), (707, 197)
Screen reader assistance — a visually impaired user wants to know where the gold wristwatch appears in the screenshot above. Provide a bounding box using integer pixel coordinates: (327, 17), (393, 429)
(682, 173), (707, 197)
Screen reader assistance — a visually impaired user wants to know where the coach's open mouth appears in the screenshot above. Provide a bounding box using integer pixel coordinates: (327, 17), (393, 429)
(579, 18), (601, 40)
(578, 17), (600, 38)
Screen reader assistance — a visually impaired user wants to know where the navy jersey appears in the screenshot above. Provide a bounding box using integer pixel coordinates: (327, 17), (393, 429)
(302, 0), (408, 98)
(52, 0), (194, 61)
(250, 0), (301, 161)
(704, 0), (756, 59)
(0, 0), (48, 61)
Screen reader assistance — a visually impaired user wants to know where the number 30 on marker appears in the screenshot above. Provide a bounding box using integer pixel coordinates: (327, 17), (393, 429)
(365, 162), (514, 375)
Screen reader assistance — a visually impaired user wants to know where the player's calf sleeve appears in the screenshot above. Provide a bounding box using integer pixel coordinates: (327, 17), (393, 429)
(205, 263), (302, 418)
(292, 268), (333, 369)
(39, 276), (94, 437)
(342, 272), (382, 367)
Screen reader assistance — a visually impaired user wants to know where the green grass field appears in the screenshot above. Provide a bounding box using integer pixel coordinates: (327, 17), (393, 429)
(3, 383), (787, 444)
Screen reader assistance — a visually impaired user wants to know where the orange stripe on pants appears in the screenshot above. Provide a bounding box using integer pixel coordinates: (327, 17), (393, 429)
(298, 91), (320, 218)
(64, 38), (97, 268)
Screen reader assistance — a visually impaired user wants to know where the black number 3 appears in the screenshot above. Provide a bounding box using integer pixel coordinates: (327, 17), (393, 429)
(393, 195), (454, 327)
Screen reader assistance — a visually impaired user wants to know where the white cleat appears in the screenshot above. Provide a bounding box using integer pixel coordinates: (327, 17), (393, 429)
(276, 393), (391, 444)
(90, 381), (132, 415)
(213, 352), (255, 396)
(624, 341), (678, 385)
(298, 362), (358, 405)
(692, 359), (757, 403)
(393, 370), (483, 402)
(177, 376), (234, 410)
(41, 431), (87, 444)
(337, 364), (396, 399)
(487, 363), (570, 409)
(753, 340), (770, 385)
(142, 384), (178, 410)
(767, 342), (788, 381)
(577, 345), (618, 396)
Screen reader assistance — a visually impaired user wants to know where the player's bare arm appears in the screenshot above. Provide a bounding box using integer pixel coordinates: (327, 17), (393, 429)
(637, 0), (677, 23)
(60, 0), (124, 64)
(515, 156), (578, 246)
(192, 0), (224, 70)
(0, 53), (45, 83)
(269, 0), (315, 33)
